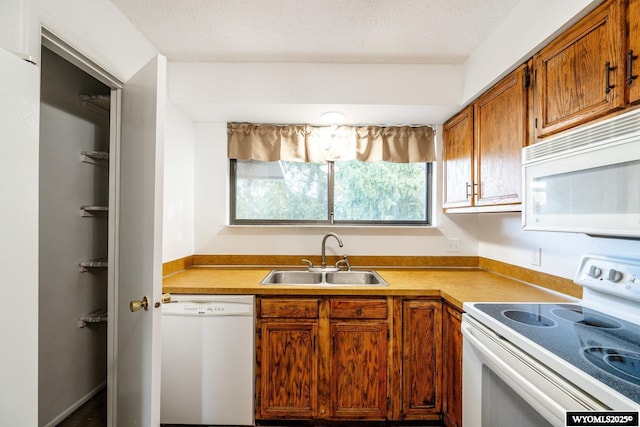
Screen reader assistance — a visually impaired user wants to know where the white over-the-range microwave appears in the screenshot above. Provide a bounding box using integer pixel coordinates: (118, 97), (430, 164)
(522, 108), (640, 239)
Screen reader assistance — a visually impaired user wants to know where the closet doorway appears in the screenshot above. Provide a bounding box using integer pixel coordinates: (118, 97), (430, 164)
(39, 32), (121, 427)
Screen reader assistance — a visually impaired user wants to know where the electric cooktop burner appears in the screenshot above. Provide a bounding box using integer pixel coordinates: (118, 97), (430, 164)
(551, 305), (623, 329)
(584, 347), (640, 384)
(503, 309), (556, 327)
(473, 302), (640, 404)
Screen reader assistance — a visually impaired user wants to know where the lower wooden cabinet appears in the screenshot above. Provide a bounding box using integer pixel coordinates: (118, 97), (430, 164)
(396, 299), (442, 420)
(259, 321), (318, 418)
(330, 321), (388, 418)
(257, 298), (320, 418)
(256, 296), (446, 423)
(443, 303), (463, 427)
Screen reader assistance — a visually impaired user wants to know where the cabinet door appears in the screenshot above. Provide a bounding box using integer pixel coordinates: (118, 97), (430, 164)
(533, 0), (625, 138)
(443, 304), (463, 427)
(400, 300), (442, 418)
(330, 321), (388, 419)
(260, 322), (318, 418)
(474, 64), (528, 206)
(629, 0), (640, 104)
(442, 106), (474, 208)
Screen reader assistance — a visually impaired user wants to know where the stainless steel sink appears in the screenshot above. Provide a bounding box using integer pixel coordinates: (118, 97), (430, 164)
(260, 270), (388, 286)
(325, 271), (384, 285)
(262, 271), (323, 284)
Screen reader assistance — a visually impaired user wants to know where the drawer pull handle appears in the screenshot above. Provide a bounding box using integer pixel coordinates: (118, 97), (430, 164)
(605, 61), (616, 94)
(628, 50), (638, 86)
(356, 308), (363, 315)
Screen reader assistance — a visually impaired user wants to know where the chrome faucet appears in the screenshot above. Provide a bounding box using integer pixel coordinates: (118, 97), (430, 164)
(321, 232), (343, 268)
(335, 255), (351, 271)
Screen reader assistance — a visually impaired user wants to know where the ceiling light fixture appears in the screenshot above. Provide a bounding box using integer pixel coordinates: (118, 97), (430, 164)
(320, 111), (345, 125)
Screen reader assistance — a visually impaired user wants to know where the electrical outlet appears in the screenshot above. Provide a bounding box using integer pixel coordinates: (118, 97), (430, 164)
(531, 248), (542, 266)
(448, 238), (461, 253)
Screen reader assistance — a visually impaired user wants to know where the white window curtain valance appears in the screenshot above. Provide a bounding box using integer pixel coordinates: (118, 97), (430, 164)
(227, 122), (436, 163)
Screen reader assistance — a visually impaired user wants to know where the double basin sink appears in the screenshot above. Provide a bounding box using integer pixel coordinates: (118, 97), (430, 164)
(261, 270), (388, 286)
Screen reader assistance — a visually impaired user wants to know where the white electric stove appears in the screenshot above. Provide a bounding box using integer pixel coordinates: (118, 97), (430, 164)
(462, 254), (640, 427)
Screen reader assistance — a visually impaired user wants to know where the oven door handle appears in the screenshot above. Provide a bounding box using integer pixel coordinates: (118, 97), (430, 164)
(461, 321), (586, 424)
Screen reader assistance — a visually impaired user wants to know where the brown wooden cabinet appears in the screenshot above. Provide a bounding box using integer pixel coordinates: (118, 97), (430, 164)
(329, 298), (389, 419)
(533, 0), (626, 139)
(258, 298), (320, 419)
(442, 303), (463, 427)
(258, 296), (449, 423)
(398, 299), (442, 420)
(260, 321), (318, 418)
(257, 296), (391, 421)
(443, 63), (529, 211)
(629, 0), (640, 104)
(442, 106), (473, 209)
(474, 63), (529, 206)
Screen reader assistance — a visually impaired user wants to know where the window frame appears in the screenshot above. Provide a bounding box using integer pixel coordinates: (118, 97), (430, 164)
(229, 159), (433, 226)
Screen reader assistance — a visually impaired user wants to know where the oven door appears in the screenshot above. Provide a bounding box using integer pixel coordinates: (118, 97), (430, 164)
(462, 315), (605, 427)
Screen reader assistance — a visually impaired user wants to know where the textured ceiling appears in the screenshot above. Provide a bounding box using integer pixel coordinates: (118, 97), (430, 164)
(110, 0), (523, 64)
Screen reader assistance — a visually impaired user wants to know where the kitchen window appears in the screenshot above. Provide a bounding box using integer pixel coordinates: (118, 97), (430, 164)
(227, 123), (435, 226)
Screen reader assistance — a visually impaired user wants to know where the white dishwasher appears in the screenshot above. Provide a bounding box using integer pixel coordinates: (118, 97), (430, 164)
(161, 294), (255, 426)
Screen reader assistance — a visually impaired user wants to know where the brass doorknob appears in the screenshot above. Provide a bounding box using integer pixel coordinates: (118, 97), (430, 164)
(130, 296), (149, 312)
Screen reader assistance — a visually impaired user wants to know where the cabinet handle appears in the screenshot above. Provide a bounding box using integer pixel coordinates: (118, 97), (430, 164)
(332, 334), (336, 355)
(465, 182), (471, 199)
(356, 307), (363, 315)
(627, 50), (638, 86)
(605, 61), (617, 94)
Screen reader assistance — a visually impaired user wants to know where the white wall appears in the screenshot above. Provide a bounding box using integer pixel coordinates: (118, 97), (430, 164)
(168, 61), (463, 125)
(163, 103), (196, 261)
(32, 0), (157, 82)
(0, 0), (156, 82)
(189, 122), (480, 259)
(478, 213), (640, 279)
(460, 0), (602, 102)
(0, 0), (32, 60)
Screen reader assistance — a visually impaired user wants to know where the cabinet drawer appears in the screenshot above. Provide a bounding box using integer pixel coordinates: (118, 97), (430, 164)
(260, 298), (319, 318)
(329, 298), (388, 319)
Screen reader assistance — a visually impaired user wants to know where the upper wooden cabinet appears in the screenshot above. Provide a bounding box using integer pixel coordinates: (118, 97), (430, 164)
(442, 106), (473, 209)
(533, 0), (626, 138)
(443, 63), (529, 211)
(442, 0), (640, 213)
(474, 63), (529, 206)
(629, 0), (640, 104)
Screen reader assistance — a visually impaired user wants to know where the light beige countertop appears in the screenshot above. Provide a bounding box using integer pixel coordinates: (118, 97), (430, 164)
(162, 266), (576, 310)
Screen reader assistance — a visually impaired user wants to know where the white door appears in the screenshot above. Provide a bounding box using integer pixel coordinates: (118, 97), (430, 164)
(0, 47), (39, 427)
(111, 54), (166, 426)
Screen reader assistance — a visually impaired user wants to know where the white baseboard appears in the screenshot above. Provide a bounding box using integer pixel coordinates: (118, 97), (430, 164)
(43, 381), (106, 427)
